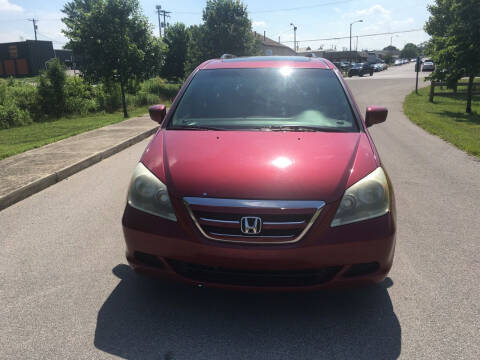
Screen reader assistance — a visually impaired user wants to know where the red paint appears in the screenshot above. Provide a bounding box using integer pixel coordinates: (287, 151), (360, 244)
(365, 106), (388, 127)
(122, 56), (395, 290)
(148, 104), (166, 124)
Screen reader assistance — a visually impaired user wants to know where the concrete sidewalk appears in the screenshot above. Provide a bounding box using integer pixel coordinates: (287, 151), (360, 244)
(0, 114), (158, 211)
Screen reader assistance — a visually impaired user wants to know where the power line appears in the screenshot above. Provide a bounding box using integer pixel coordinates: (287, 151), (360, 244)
(251, 0), (356, 14)
(168, 0), (358, 15)
(281, 28), (425, 43)
(36, 31), (66, 45)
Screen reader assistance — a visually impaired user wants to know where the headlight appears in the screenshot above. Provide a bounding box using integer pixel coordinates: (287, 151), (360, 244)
(331, 167), (390, 227)
(127, 162), (177, 221)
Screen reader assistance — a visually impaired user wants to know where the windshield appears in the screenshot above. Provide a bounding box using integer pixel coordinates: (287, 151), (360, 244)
(169, 68), (358, 132)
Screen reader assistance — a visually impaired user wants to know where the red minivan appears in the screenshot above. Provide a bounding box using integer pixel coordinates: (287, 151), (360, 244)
(122, 56), (396, 290)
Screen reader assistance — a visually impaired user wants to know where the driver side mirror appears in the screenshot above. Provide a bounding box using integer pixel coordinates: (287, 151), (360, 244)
(365, 106), (388, 127)
(149, 104), (167, 124)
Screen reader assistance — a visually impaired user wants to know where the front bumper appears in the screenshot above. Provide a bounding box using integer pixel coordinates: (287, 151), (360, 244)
(122, 201), (396, 291)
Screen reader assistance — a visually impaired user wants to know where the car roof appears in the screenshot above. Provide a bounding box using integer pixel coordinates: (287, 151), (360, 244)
(199, 56), (334, 70)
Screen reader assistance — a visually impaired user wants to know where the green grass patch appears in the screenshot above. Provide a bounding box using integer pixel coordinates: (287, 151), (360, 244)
(0, 104), (165, 160)
(403, 86), (480, 157)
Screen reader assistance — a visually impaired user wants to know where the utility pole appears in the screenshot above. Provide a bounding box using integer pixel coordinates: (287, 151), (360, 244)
(290, 23), (297, 53)
(27, 18), (38, 41)
(349, 19), (363, 63)
(390, 34), (399, 47)
(155, 5), (162, 38)
(155, 5), (171, 38)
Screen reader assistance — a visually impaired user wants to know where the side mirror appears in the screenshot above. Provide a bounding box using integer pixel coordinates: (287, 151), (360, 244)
(365, 106), (388, 127)
(149, 104), (167, 124)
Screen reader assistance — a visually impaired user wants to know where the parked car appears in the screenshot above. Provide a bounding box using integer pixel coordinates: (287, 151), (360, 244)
(122, 56), (396, 290)
(333, 61), (350, 71)
(394, 59), (402, 66)
(422, 60), (435, 71)
(348, 62), (374, 77)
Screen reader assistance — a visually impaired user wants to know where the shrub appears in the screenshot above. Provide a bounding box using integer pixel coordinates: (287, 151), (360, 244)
(141, 77), (181, 101)
(0, 79), (6, 105)
(37, 59), (67, 118)
(64, 76), (98, 115)
(0, 100), (32, 129)
(97, 81), (122, 113)
(7, 82), (41, 117)
(125, 91), (160, 108)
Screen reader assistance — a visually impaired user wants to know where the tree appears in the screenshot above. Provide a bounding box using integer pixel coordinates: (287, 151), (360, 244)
(425, 0), (480, 113)
(162, 23), (189, 81)
(383, 45), (399, 52)
(186, 0), (257, 73)
(62, 0), (162, 118)
(383, 54), (394, 65)
(38, 59), (67, 118)
(400, 43), (419, 59)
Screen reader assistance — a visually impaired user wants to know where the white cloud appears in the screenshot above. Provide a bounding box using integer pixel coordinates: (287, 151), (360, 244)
(343, 4), (392, 21)
(392, 17), (415, 27)
(252, 20), (267, 28)
(356, 4), (391, 19)
(0, 0), (23, 12)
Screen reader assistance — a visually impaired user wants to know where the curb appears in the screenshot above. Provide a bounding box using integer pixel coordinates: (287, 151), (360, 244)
(0, 126), (158, 211)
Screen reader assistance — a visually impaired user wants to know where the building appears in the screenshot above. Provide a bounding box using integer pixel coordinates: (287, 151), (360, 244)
(297, 48), (324, 58)
(255, 32), (296, 56)
(322, 50), (368, 63)
(0, 40), (73, 77)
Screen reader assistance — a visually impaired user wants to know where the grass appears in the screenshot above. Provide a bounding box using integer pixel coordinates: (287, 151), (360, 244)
(403, 86), (480, 157)
(0, 105), (164, 160)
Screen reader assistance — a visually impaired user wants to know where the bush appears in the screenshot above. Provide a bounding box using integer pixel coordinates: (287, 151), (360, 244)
(0, 79), (6, 104)
(0, 100), (32, 129)
(7, 82), (41, 118)
(64, 76), (98, 115)
(37, 59), (67, 118)
(125, 91), (160, 108)
(141, 77), (181, 101)
(96, 81), (122, 113)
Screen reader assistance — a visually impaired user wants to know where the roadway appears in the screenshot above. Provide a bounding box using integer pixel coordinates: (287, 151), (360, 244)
(1, 63), (479, 359)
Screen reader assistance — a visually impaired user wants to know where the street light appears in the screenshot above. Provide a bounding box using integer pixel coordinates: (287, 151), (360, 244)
(290, 23), (297, 53)
(349, 20), (363, 63)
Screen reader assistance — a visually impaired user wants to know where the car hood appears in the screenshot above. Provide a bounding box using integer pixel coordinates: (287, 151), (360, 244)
(141, 130), (378, 203)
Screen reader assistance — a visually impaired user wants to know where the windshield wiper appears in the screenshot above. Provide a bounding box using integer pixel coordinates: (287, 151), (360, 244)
(255, 125), (350, 132)
(170, 125), (227, 131)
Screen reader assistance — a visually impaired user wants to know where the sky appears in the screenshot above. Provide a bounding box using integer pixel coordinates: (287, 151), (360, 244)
(0, 0), (433, 51)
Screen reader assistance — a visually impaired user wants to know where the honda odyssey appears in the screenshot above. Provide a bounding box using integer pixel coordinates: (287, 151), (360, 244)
(122, 56), (396, 290)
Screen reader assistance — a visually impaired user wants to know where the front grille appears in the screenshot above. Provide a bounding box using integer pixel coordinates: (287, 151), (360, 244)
(184, 198), (325, 244)
(167, 259), (341, 287)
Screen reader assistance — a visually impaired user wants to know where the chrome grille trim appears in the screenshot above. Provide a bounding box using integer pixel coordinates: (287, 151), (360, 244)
(209, 232), (294, 239)
(184, 197), (325, 209)
(262, 220), (306, 225)
(199, 217), (239, 224)
(184, 197), (325, 245)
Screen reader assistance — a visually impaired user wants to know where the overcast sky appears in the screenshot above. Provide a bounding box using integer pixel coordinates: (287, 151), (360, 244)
(0, 0), (433, 51)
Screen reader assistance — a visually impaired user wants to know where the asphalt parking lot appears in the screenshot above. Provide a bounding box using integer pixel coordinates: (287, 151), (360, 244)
(1, 63), (479, 359)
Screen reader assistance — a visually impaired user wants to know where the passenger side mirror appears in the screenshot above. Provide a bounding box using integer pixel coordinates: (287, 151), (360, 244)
(365, 106), (388, 127)
(149, 104), (167, 124)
